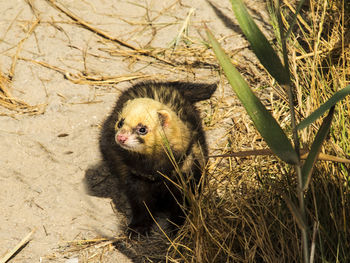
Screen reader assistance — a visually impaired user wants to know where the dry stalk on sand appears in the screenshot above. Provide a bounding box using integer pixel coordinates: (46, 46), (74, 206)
(19, 57), (158, 85)
(1, 0), (220, 116)
(0, 229), (35, 263)
(0, 14), (45, 115)
(0, 71), (45, 115)
(45, 0), (221, 76)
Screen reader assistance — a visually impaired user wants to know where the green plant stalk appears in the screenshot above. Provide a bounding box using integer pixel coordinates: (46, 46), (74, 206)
(274, 0), (308, 262)
(285, 0), (307, 40)
(296, 165), (309, 263)
(275, 0), (300, 156)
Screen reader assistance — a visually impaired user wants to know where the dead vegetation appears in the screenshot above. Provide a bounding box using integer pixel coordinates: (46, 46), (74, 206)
(0, 0), (254, 116)
(1, 0), (349, 262)
(0, 70), (45, 115)
(166, 1), (350, 262)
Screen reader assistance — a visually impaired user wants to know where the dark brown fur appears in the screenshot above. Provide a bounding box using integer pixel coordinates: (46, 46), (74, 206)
(99, 81), (216, 235)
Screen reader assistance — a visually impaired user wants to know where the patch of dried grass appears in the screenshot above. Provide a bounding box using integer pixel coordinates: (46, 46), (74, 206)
(0, 12), (45, 115)
(0, 70), (45, 115)
(165, 1), (350, 262)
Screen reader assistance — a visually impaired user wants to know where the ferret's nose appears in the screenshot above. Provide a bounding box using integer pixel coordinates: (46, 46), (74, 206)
(117, 134), (128, 144)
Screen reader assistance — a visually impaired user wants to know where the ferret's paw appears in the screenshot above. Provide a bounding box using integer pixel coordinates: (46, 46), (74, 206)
(127, 222), (152, 239)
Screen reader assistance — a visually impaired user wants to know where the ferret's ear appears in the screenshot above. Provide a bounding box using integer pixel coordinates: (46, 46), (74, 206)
(157, 110), (171, 128)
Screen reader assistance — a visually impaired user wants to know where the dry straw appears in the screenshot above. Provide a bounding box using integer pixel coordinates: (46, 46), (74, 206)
(0, 70), (45, 115)
(1, 0), (220, 116)
(0, 229), (35, 263)
(0, 15), (45, 115)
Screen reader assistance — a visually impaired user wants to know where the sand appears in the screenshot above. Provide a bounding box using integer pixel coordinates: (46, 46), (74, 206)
(0, 0), (270, 262)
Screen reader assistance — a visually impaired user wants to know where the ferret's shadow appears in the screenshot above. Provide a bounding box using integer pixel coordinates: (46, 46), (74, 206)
(84, 163), (129, 214)
(84, 163), (170, 263)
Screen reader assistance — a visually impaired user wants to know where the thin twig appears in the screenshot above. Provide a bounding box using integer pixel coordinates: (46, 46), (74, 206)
(0, 229), (35, 263)
(46, 0), (137, 50)
(309, 221), (319, 263)
(209, 148), (350, 164)
(19, 57), (156, 84)
(45, 0), (178, 67)
(9, 18), (40, 79)
(284, 0), (309, 39)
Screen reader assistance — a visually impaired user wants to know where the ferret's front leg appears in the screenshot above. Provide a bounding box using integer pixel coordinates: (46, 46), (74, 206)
(125, 177), (156, 236)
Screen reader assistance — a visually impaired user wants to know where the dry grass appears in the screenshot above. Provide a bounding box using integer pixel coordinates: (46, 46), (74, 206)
(0, 70), (45, 115)
(165, 1), (350, 263)
(0, 10), (45, 116)
(1, 0), (221, 116)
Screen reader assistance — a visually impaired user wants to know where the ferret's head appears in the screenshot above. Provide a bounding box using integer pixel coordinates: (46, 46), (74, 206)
(114, 98), (182, 155)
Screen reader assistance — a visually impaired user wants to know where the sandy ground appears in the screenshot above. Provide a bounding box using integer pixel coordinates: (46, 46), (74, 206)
(0, 0), (270, 262)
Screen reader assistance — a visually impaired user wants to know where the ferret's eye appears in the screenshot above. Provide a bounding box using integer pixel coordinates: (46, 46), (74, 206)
(137, 126), (148, 135)
(117, 118), (124, 128)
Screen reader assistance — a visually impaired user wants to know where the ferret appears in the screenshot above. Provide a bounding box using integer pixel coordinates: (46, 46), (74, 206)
(99, 81), (216, 236)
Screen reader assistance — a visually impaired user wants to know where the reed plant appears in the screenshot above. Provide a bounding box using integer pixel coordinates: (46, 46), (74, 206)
(168, 0), (350, 262)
